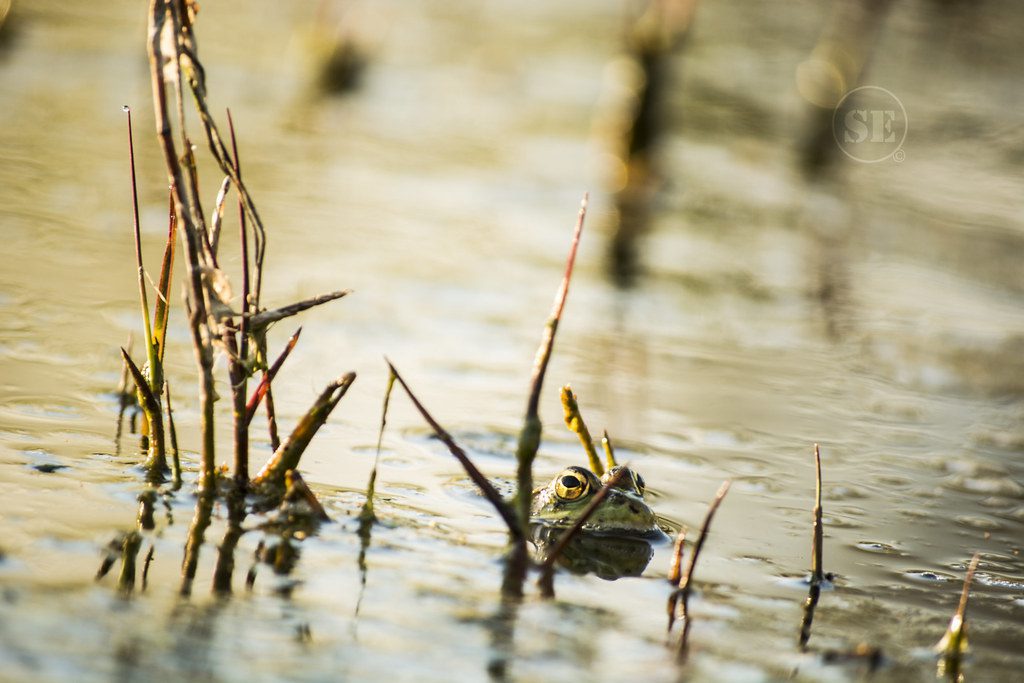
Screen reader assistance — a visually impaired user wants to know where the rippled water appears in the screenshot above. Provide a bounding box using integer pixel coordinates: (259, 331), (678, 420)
(1, 1), (1023, 681)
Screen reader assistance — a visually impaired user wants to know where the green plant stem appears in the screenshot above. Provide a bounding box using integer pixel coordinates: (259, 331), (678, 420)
(514, 194), (587, 541)
(121, 348), (166, 480)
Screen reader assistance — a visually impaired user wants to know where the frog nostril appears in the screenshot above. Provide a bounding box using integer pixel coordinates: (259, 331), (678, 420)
(629, 504), (640, 514)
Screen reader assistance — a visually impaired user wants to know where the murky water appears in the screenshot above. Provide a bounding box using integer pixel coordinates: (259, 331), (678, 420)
(1, 1), (1023, 681)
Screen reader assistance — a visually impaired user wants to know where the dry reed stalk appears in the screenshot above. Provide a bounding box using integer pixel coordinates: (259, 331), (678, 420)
(514, 193), (588, 539)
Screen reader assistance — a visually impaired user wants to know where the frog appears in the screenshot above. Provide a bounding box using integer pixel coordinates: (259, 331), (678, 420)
(530, 464), (661, 537)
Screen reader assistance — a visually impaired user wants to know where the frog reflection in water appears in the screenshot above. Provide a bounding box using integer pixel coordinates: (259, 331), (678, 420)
(529, 387), (668, 579)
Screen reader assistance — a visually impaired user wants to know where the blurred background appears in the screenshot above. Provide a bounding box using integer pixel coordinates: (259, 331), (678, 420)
(0, 1), (1022, 681)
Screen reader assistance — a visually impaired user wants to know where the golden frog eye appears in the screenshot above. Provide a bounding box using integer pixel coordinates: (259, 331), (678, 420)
(555, 470), (590, 501)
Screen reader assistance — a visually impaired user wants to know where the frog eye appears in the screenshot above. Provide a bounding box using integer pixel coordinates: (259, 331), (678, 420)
(555, 470), (590, 501)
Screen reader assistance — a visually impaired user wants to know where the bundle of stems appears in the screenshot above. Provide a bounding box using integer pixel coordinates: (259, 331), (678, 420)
(116, 0), (353, 502)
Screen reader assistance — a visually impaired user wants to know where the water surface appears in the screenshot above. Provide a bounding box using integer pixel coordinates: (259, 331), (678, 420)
(1, 1), (1023, 681)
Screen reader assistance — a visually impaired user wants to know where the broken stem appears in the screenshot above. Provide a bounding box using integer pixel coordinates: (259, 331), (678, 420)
(247, 290), (351, 331)
(601, 430), (619, 470)
(251, 372), (357, 490)
(560, 385), (603, 476)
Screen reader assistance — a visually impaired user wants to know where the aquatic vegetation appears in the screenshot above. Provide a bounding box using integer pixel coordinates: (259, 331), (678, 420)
(105, 0), (357, 599)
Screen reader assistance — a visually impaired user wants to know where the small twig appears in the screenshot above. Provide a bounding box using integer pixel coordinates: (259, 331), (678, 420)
(227, 314), (249, 487)
(165, 381), (181, 487)
(208, 175), (231, 257)
(247, 290), (351, 330)
(251, 372), (357, 490)
(672, 480), (731, 661)
(537, 466), (629, 597)
(95, 536), (121, 581)
(680, 481), (731, 595)
(387, 359), (522, 541)
(811, 443), (824, 585)
(173, 12), (269, 310)
(246, 327), (302, 424)
(936, 551), (981, 678)
(360, 370), (396, 535)
(124, 106), (159, 391)
(799, 444), (828, 649)
(115, 333), (136, 452)
(229, 109), (251, 490)
(601, 430), (618, 470)
(560, 385), (603, 476)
